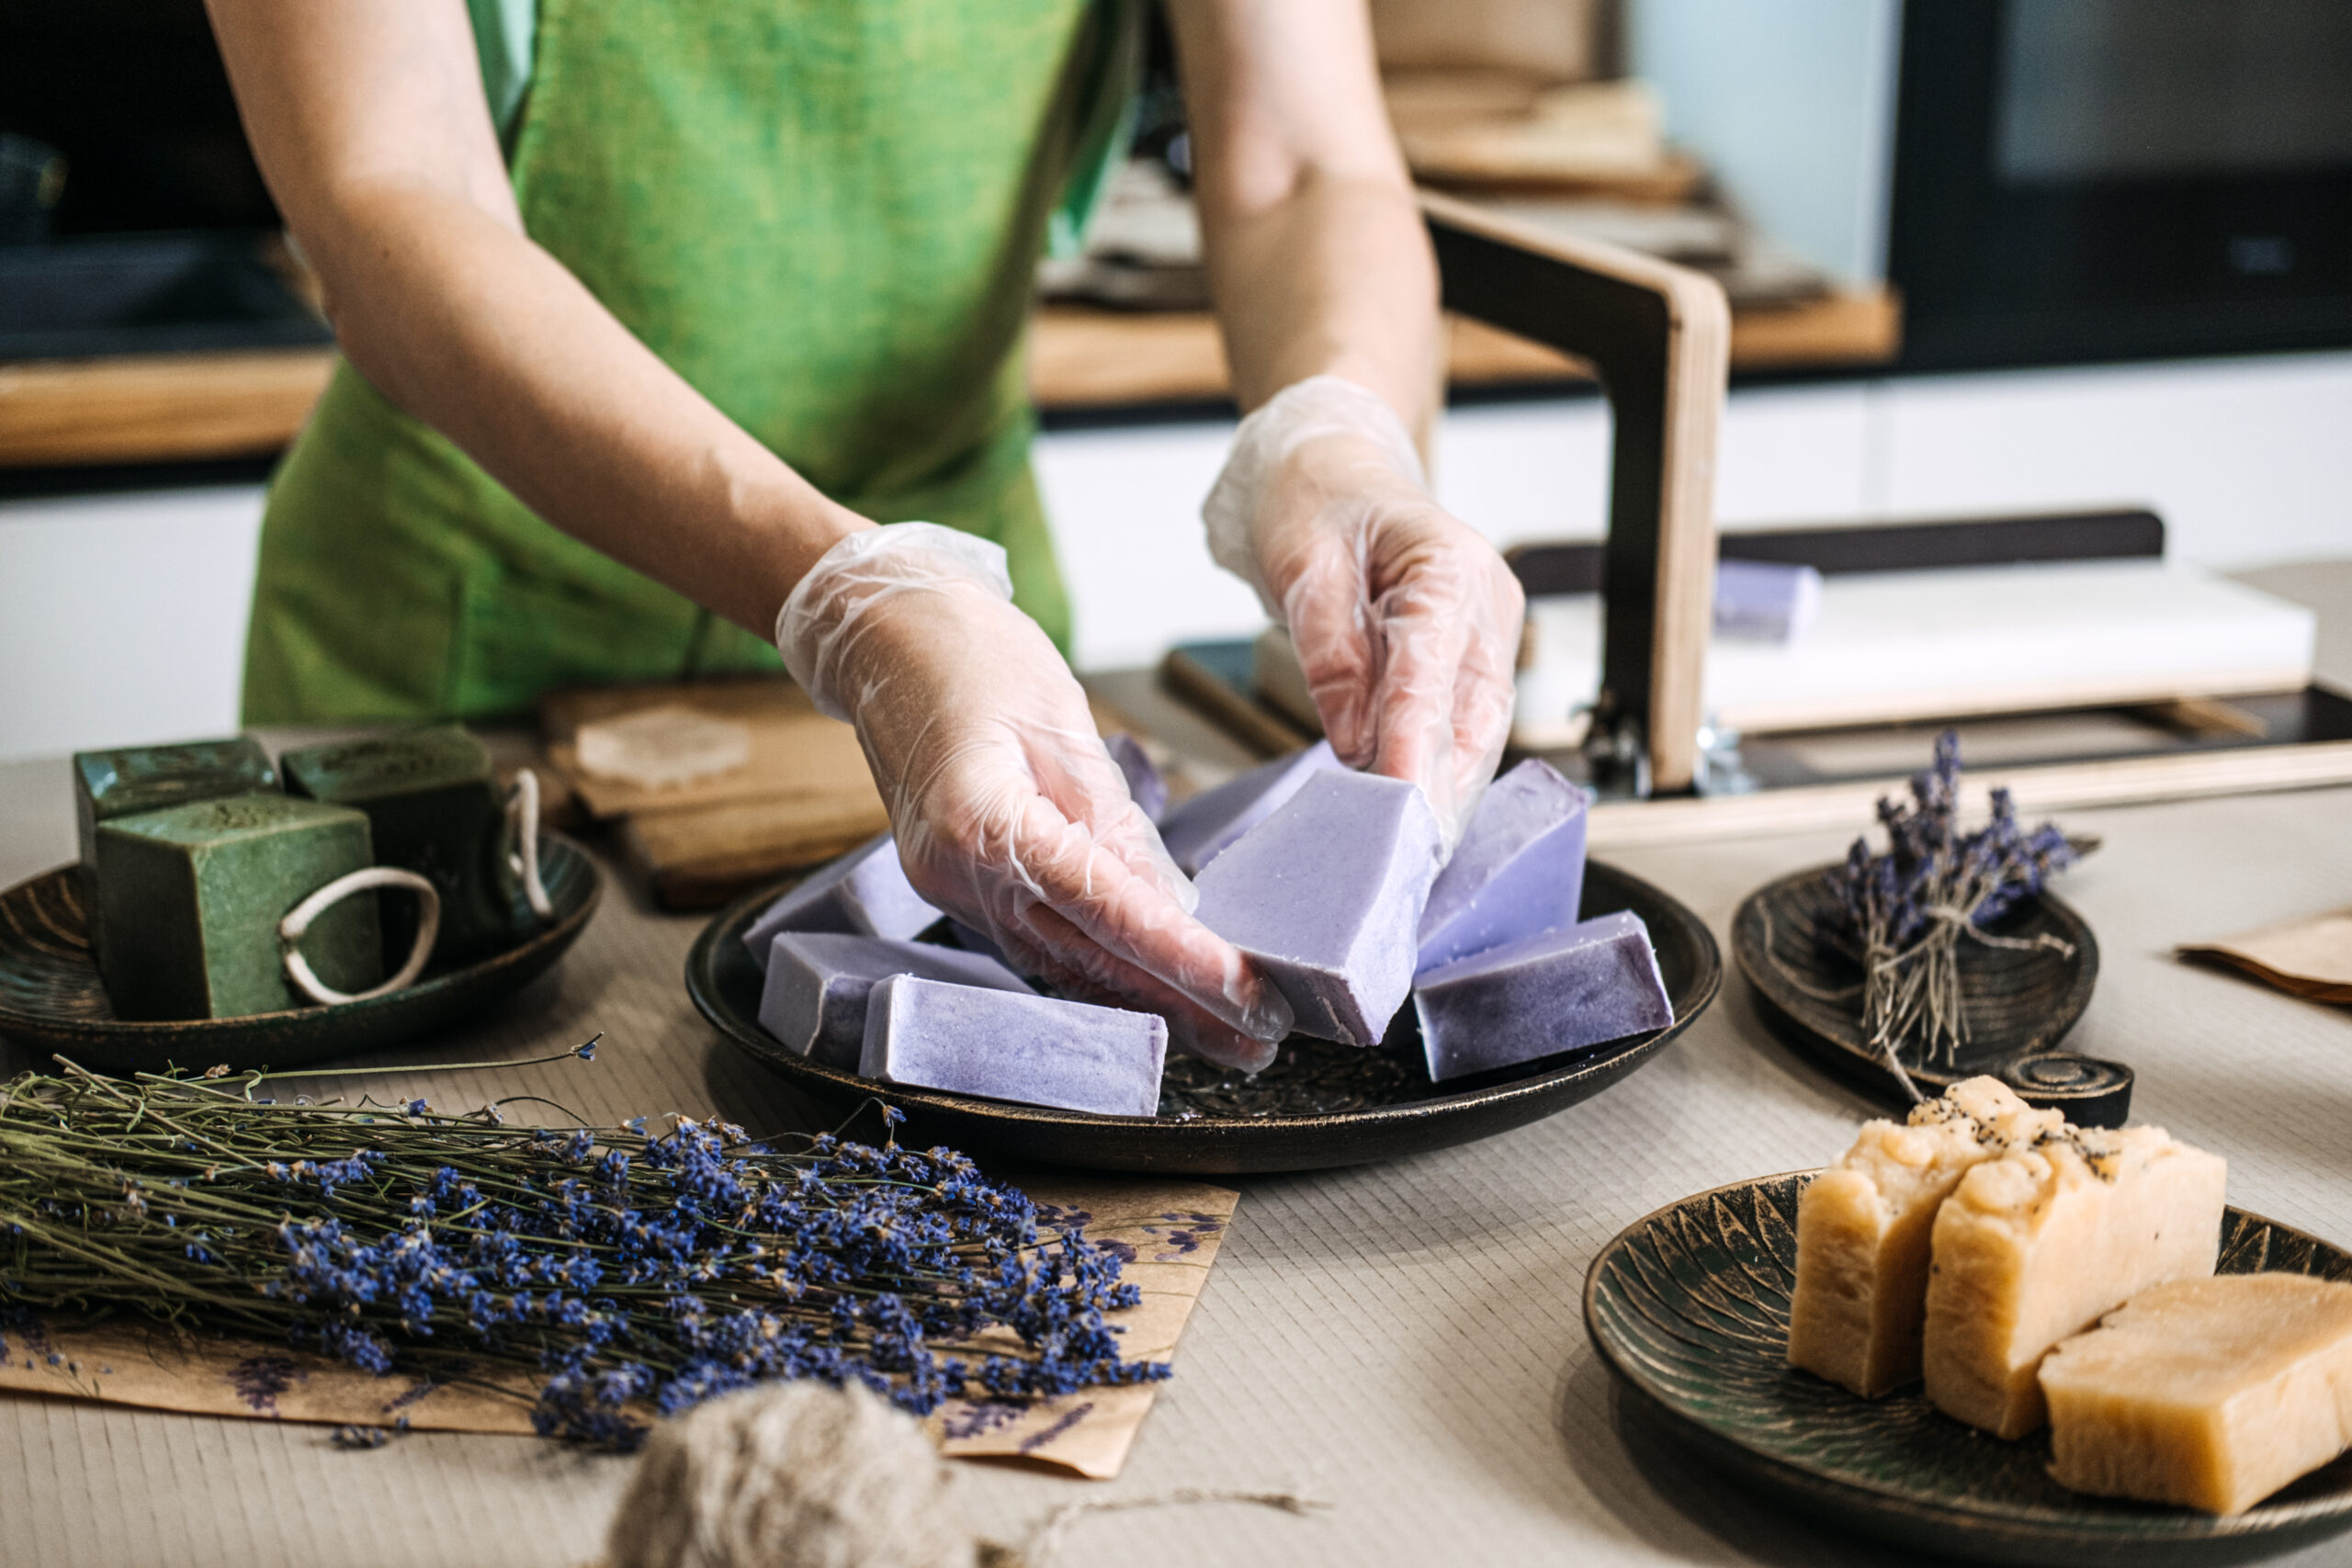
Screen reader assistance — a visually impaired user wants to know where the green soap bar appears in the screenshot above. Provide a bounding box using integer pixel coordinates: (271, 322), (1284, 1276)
(74, 737), (278, 872)
(95, 795), (382, 1021)
(280, 725), (519, 965)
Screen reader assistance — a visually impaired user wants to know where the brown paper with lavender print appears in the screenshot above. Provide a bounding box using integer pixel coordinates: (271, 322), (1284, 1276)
(0, 1176), (1236, 1481)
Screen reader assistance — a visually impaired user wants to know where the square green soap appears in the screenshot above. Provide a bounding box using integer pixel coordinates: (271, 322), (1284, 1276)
(280, 725), (519, 966)
(74, 736), (278, 872)
(95, 795), (382, 1021)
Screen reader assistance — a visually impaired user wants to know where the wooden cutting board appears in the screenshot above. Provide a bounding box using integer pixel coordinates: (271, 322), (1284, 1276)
(540, 678), (879, 820)
(537, 677), (888, 908)
(536, 677), (1161, 909)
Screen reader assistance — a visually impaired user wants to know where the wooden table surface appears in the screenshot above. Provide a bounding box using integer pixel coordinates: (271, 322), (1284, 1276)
(2, 700), (2348, 1565)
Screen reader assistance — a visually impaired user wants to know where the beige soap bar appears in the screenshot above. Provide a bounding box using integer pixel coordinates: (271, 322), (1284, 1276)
(1788, 1077), (2063, 1397)
(1924, 1124), (2226, 1438)
(2040, 1274), (2352, 1515)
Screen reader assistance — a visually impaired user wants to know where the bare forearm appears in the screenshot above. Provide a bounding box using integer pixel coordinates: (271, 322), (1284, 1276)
(1202, 171), (1438, 423)
(1170, 0), (1440, 427)
(304, 183), (865, 633)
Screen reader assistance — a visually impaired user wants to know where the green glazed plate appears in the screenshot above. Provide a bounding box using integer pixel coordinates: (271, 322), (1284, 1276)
(1585, 1172), (2352, 1566)
(0, 836), (601, 1074)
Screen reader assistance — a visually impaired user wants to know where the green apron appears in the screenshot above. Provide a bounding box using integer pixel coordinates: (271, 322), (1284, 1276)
(244, 0), (1131, 723)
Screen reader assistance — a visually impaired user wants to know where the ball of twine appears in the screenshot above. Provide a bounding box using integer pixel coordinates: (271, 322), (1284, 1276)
(605, 1382), (980, 1568)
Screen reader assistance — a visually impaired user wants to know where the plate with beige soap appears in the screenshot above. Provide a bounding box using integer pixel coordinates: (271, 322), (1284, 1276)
(1586, 1077), (2352, 1566)
(0, 728), (600, 1072)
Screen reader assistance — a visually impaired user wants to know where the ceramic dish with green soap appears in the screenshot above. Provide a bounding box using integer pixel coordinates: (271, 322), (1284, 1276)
(0, 832), (600, 1075)
(1583, 1172), (2352, 1567)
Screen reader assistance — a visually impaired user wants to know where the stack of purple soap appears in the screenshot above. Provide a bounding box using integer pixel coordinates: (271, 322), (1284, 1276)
(1193, 769), (1442, 1046)
(861, 975), (1168, 1117)
(740, 827), (1170, 1115)
(1157, 739), (1339, 875)
(741, 835), (940, 959)
(758, 932), (1032, 1069)
(1417, 759), (1589, 973)
(1402, 758), (1672, 1081)
(1413, 911), (1672, 1080)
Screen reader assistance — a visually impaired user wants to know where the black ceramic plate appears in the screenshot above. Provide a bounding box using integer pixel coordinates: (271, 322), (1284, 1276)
(1734, 867), (2125, 1122)
(1586, 1172), (2352, 1566)
(686, 859), (1720, 1175)
(0, 836), (601, 1074)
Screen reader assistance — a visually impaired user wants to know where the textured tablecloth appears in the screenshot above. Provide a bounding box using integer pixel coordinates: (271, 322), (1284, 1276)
(3, 732), (2350, 1568)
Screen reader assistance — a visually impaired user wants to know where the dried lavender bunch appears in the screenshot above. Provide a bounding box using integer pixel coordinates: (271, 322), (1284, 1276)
(0, 1057), (1165, 1450)
(1818, 731), (2079, 1081)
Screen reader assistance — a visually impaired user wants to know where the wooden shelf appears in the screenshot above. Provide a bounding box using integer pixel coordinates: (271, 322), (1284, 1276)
(0, 348), (335, 468)
(0, 288), (1898, 470)
(1031, 287), (1901, 409)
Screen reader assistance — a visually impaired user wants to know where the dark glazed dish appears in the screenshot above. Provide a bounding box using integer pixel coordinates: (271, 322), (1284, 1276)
(1735, 865), (2128, 1124)
(0, 835), (601, 1073)
(1585, 1172), (2352, 1566)
(688, 858), (1719, 1175)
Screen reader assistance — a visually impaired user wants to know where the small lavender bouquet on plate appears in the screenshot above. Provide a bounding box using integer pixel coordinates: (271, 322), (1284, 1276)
(1818, 731), (2082, 1082)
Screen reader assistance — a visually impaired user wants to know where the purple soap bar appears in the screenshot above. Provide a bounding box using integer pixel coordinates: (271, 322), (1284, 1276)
(1157, 739), (1340, 875)
(859, 975), (1167, 1117)
(1104, 733), (1169, 825)
(759, 933), (1033, 1069)
(1713, 558), (1821, 642)
(1412, 910), (1672, 1081)
(741, 835), (940, 958)
(945, 918), (1023, 976)
(1417, 759), (1590, 973)
(1192, 770), (1442, 1046)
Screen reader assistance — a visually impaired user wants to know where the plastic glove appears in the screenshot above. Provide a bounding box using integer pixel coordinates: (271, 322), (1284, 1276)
(1204, 376), (1525, 844)
(777, 523), (1294, 1070)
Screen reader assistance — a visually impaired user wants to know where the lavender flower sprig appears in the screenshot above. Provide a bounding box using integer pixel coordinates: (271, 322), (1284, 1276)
(0, 1062), (1165, 1450)
(1817, 731), (2080, 1087)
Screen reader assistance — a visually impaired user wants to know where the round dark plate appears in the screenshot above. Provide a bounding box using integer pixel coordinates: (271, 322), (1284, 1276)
(686, 859), (1721, 1175)
(1734, 866), (2117, 1119)
(0, 836), (602, 1074)
(1586, 1172), (2352, 1566)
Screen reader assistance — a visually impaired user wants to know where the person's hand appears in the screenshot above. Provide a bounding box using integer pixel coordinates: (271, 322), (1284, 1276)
(1204, 376), (1525, 842)
(777, 524), (1294, 1070)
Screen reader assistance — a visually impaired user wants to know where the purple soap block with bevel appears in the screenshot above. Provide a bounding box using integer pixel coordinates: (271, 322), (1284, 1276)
(759, 932), (1034, 1070)
(1713, 558), (1821, 643)
(1416, 758), (1590, 974)
(1157, 739), (1340, 875)
(858, 975), (1167, 1117)
(1104, 733), (1169, 825)
(741, 835), (940, 959)
(1192, 769), (1442, 1046)
(1412, 909), (1672, 1082)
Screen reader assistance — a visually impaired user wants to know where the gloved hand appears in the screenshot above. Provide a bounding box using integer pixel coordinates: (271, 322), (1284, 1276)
(777, 524), (1294, 1070)
(1204, 376), (1525, 844)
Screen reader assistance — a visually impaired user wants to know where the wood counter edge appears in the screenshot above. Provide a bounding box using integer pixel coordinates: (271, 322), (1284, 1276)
(0, 289), (1898, 469)
(1031, 287), (1902, 408)
(0, 347), (336, 468)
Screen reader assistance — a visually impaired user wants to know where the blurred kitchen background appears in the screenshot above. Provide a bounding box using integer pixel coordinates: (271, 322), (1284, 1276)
(3, 0), (2349, 761)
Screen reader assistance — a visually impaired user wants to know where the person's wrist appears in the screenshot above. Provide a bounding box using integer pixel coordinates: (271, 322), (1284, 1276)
(774, 522), (1017, 719)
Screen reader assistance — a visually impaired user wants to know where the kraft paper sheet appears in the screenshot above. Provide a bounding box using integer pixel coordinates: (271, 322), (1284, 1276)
(2178, 907), (2352, 1006)
(0, 1175), (1235, 1481)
